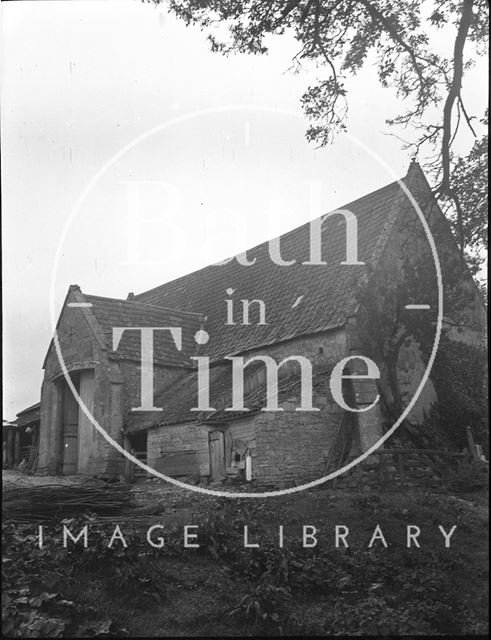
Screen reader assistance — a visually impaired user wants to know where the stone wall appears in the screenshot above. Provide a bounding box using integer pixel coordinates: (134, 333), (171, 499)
(353, 168), (487, 451)
(146, 366), (348, 488)
(39, 291), (123, 477)
(244, 327), (348, 367)
(39, 295), (104, 474)
(397, 337), (437, 426)
(37, 297), (382, 484)
(221, 328), (354, 486)
(226, 417), (257, 471)
(252, 384), (344, 487)
(38, 286), (195, 478)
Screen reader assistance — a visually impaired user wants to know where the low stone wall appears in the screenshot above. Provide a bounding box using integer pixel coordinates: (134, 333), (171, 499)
(333, 450), (462, 491)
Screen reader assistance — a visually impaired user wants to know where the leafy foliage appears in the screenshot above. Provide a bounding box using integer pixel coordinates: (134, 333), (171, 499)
(1, 517), (171, 637)
(189, 496), (489, 635)
(444, 459), (489, 492)
(2, 524), (128, 637)
(228, 583), (293, 635)
(151, 0), (488, 268)
(444, 125), (488, 275)
(431, 337), (489, 450)
(353, 172), (486, 448)
(2, 490), (488, 636)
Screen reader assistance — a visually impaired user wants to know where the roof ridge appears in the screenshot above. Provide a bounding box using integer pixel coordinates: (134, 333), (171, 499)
(84, 293), (206, 320)
(346, 175), (413, 318)
(125, 168), (432, 364)
(133, 177), (403, 301)
(42, 285), (108, 369)
(329, 177), (402, 216)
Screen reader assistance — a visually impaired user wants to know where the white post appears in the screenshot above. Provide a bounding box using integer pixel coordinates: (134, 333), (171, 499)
(245, 451), (252, 482)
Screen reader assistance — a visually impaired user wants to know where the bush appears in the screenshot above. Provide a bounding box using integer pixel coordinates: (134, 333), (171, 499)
(445, 459), (489, 492)
(228, 583), (294, 635)
(1, 517), (170, 636)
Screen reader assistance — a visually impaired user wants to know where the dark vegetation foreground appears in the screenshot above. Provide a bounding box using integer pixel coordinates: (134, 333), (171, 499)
(2, 470), (489, 637)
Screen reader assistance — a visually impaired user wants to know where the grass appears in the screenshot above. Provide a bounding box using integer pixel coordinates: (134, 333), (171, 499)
(3, 482), (489, 637)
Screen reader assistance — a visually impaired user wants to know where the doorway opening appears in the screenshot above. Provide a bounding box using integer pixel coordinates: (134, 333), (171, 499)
(209, 430), (225, 481)
(60, 370), (95, 475)
(128, 431), (148, 479)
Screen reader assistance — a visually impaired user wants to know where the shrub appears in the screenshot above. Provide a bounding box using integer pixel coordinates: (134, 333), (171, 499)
(445, 459), (489, 492)
(228, 583), (294, 635)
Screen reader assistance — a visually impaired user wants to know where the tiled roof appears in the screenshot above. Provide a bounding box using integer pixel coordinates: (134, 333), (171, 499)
(126, 364), (230, 432)
(133, 174), (412, 361)
(126, 361), (335, 432)
(83, 294), (205, 367)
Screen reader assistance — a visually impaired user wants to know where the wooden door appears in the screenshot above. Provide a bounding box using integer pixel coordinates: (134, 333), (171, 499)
(62, 384), (80, 475)
(77, 370), (95, 473)
(209, 431), (225, 481)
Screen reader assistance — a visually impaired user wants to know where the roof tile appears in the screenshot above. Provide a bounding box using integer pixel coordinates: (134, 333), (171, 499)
(84, 295), (204, 367)
(133, 180), (404, 361)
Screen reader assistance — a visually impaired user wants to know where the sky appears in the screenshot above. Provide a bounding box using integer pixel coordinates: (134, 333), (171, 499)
(1, 0), (487, 420)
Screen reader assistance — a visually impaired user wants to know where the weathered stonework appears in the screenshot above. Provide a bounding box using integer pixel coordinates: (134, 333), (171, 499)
(39, 288), (107, 475)
(34, 165), (487, 485)
(252, 387), (343, 487)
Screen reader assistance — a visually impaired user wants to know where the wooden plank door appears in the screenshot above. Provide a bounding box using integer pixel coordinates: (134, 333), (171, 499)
(209, 431), (225, 481)
(78, 370), (95, 473)
(62, 384), (80, 475)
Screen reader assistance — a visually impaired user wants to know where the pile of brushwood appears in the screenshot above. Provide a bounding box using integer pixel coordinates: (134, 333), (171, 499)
(2, 483), (135, 522)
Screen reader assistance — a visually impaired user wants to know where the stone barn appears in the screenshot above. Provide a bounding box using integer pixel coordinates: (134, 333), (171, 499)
(37, 162), (487, 487)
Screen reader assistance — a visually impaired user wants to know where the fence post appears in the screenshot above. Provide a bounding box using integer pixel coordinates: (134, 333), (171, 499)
(6, 427), (14, 467)
(466, 426), (482, 461)
(465, 427), (474, 458)
(122, 435), (135, 483)
(379, 454), (390, 489)
(14, 430), (20, 466)
(397, 453), (405, 488)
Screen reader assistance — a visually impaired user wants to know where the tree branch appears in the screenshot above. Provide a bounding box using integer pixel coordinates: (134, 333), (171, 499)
(441, 0), (475, 192)
(458, 95), (477, 137)
(358, 0), (427, 95)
